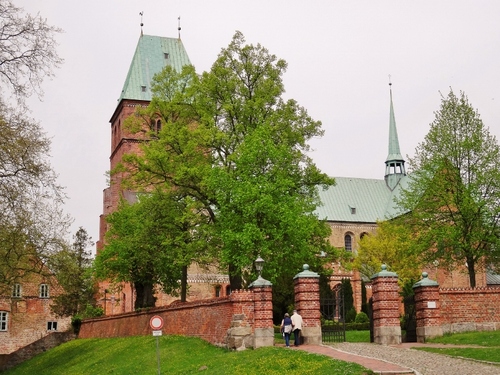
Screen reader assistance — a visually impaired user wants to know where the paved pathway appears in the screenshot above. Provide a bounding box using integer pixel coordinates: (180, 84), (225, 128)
(291, 342), (500, 375)
(293, 344), (414, 374)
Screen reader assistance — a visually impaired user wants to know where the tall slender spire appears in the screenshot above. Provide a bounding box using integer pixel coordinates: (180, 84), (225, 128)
(384, 81), (406, 190)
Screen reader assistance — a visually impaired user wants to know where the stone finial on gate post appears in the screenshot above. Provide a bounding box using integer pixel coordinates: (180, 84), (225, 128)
(370, 264), (401, 345)
(293, 264), (321, 345)
(413, 272), (442, 342)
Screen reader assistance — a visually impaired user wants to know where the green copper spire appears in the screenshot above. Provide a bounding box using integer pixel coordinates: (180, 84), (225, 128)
(117, 34), (191, 103)
(384, 82), (406, 190)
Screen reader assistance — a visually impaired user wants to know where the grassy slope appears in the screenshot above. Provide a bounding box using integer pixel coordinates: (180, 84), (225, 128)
(5, 335), (372, 375)
(415, 331), (500, 363)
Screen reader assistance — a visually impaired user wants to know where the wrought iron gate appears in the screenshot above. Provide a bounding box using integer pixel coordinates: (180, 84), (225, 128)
(320, 286), (345, 343)
(402, 294), (417, 342)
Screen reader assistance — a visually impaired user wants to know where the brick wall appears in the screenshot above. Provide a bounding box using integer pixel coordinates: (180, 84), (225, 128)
(78, 289), (264, 349)
(439, 287), (500, 332)
(0, 332), (75, 372)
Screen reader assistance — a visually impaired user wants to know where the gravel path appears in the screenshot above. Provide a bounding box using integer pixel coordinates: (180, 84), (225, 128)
(331, 342), (500, 375)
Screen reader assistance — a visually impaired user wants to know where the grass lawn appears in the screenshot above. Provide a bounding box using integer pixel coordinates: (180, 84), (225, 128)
(414, 330), (500, 363)
(5, 335), (373, 375)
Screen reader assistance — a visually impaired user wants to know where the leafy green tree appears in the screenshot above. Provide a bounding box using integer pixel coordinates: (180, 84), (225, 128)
(353, 220), (422, 286)
(119, 31), (335, 290)
(341, 278), (354, 322)
(95, 190), (211, 309)
(50, 228), (97, 317)
(398, 89), (500, 287)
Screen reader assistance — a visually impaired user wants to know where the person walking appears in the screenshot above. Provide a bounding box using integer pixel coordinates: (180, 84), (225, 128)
(291, 309), (303, 346)
(280, 313), (293, 347)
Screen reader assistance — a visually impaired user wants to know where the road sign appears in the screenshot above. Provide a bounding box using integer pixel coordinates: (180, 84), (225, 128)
(152, 330), (162, 336)
(150, 315), (164, 330)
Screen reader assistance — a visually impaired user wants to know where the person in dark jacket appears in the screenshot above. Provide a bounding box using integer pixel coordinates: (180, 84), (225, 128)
(280, 313), (293, 347)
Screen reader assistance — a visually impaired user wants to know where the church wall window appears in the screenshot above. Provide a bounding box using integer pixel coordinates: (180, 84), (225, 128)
(344, 233), (353, 252)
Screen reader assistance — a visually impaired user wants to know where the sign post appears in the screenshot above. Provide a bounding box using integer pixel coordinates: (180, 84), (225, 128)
(150, 316), (164, 375)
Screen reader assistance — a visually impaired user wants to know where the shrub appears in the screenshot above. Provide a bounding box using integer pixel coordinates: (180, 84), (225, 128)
(355, 312), (369, 323)
(345, 307), (357, 323)
(71, 316), (82, 335)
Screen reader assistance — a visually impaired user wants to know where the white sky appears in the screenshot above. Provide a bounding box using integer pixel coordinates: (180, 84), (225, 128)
(15, 0), (500, 246)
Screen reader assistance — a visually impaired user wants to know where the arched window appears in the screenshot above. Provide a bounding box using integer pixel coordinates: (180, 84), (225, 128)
(215, 285), (221, 297)
(344, 234), (352, 252)
(156, 119), (162, 132)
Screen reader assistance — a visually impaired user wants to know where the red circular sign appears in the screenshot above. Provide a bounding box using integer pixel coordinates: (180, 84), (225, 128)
(150, 315), (164, 330)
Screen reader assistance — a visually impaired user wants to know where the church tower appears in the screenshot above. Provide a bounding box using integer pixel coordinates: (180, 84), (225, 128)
(384, 83), (406, 190)
(97, 34), (191, 254)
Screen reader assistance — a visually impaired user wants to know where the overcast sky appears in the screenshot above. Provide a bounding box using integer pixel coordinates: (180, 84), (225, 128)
(15, 0), (500, 247)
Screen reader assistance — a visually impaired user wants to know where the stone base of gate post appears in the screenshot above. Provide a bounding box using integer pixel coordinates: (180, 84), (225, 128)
(253, 327), (274, 348)
(373, 326), (402, 345)
(416, 326), (442, 343)
(302, 326), (321, 345)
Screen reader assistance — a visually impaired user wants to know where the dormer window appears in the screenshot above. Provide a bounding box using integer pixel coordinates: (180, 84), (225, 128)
(164, 52), (169, 59)
(350, 206), (356, 215)
(141, 85), (146, 92)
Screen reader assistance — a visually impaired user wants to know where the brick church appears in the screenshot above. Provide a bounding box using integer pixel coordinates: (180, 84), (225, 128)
(96, 31), (499, 315)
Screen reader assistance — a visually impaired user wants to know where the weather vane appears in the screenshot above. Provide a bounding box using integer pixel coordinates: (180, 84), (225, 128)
(178, 16), (181, 39)
(140, 11), (144, 36)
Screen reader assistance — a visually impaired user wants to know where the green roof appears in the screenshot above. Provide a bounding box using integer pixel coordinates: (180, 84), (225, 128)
(117, 34), (191, 103)
(315, 176), (408, 223)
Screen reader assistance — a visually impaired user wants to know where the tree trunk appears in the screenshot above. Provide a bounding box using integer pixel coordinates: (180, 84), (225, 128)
(180, 265), (188, 302)
(467, 257), (476, 288)
(229, 263), (242, 290)
(134, 282), (157, 309)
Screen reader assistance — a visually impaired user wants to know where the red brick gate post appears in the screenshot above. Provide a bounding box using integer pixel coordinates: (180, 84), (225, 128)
(413, 272), (442, 342)
(294, 264), (321, 345)
(249, 276), (274, 348)
(371, 264), (401, 345)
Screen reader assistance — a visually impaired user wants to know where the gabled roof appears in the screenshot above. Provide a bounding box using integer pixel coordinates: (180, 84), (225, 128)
(487, 271), (500, 285)
(315, 176), (408, 223)
(117, 34), (191, 103)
